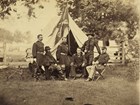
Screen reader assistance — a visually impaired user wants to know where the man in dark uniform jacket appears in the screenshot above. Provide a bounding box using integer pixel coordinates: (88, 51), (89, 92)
(86, 46), (110, 81)
(82, 34), (101, 66)
(43, 46), (57, 80)
(43, 46), (64, 80)
(32, 34), (44, 75)
(70, 48), (87, 79)
(56, 37), (71, 81)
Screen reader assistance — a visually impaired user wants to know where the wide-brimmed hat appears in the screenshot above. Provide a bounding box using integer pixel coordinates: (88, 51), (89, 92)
(45, 46), (51, 50)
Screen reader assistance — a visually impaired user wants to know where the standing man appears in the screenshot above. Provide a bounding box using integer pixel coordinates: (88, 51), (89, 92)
(82, 33), (101, 66)
(32, 34), (45, 77)
(56, 37), (71, 81)
(81, 33), (101, 78)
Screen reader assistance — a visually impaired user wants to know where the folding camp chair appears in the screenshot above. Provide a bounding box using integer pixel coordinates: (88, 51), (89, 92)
(93, 63), (107, 81)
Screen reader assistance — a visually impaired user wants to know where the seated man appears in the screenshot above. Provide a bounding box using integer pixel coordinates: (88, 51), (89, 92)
(86, 46), (110, 81)
(70, 48), (87, 79)
(43, 46), (64, 80)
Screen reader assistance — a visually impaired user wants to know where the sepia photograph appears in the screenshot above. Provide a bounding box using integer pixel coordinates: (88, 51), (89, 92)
(0, 0), (139, 105)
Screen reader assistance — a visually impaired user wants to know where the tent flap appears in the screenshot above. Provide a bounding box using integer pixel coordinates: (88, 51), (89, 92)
(45, 13), (88, 57)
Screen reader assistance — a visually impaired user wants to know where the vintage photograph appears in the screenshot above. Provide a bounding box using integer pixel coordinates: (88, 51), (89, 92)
(0, 0), (139, 105)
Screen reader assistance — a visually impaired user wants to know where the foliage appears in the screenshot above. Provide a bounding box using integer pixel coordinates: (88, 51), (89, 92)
(0, 28), (13, 43)
(0, 28), (30, 43)
(126, 61), (139, 82)
(56, 0), (139, 40)
(0, 0), (48, 19)
(127, 38), (139, 58)
(0, 0), (139, 42)
(13, 30), (24, 43)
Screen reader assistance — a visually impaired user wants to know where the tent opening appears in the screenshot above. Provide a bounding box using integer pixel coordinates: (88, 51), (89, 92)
(67, 30), (78, 56)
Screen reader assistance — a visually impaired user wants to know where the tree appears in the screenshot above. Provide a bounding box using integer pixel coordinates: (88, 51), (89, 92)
(0, 28), (29, 43)
(0, 28), (13, 43)
(0, 0), (49, 19)
(14, 30), (26, 43)
(56, 0), (139, 41)
(0, 0), (139, 41)
(23, 31), (32, 43)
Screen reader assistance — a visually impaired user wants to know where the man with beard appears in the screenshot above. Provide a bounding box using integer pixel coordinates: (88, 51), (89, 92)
(32, 34), (45, 78)
(82, 33), (101, 65)
(81, 33), (101, 77)
(43, 46), (63, 80)
(86, 46), (110, 81)
(70, 48), (87, 80)
(56, 37), (71, 81)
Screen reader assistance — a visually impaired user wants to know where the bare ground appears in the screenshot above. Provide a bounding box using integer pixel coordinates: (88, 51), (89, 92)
(0, 64), (139, 105)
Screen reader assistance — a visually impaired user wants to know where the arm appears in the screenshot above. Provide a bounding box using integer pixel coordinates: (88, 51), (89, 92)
(94, 55), (100, 62)
(94, 40), (101, 54)
(99, 54), (110, 65)
(82, 55), (87, 64)
(81, 55), (87, 67)
(104, 54), (110, 63)
(70, 55), (75, 66)
(81, 41), (87, 52)
(32, 43), (37, 58)
(56, 45), (61, 61)
(50, 54), (57, 64)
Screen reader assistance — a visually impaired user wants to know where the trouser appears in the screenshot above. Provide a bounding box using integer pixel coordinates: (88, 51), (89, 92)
(65, 66), (71, 78)
(44, 66), (51, 80)
(86, 64), (105, 79)
(37, 66), (44, 74)
(86, 65), (96, 79)
(85, 53), (93, 66)
(28, 63), (34, 77)
(45, 64), (64, 80)
(71, 65), (86, 77)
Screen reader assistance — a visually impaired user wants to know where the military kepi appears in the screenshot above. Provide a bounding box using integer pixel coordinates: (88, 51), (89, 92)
(45, 46), (51, 51)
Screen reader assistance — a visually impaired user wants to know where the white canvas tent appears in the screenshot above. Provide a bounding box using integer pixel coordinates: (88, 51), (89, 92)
(42, 8), (126, 64)
(43, 12), (88, 57)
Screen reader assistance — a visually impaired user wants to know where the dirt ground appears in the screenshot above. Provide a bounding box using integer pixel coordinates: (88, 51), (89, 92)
(0, 64), (139, 105)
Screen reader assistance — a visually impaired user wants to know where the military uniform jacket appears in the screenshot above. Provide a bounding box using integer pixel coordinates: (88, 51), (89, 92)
(72, 53), (87, 67)
(94, 52), (110, 65)
(43, 52), (57, 66)
(56, 42), (71, 66)
(82, 38), (101, 55)
(32, 41), (44, 66)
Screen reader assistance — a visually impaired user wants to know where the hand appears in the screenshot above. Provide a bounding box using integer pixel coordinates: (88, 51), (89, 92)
(94, 61), (99, 65)
(61, 64), (65, 68)
(92, 61), (96, 65)
(81, 63), (85, 67)
(84, 50), (87, 53)
(96, 61), (99, 64)
(42, 66), (45, 71)
(70, 62), (74, 66)
(33, 58), (36, 62)
(82, 52), (85, 55)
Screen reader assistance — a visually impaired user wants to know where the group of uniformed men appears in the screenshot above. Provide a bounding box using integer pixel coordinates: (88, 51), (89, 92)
(32, 34), (110, 81)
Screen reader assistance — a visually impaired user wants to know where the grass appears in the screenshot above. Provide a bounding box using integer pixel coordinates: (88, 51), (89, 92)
(0, 63), (139, 105)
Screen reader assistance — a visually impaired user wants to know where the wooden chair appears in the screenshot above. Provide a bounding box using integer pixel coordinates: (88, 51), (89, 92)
(93, 63), (107, 81)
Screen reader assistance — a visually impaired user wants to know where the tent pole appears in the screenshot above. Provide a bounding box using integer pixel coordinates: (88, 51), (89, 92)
(66, 1), (71, 55)
(3, 41), (6, 64)
(122, 41), (125, 65)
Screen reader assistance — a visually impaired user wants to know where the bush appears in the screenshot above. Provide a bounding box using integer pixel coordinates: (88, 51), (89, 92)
(128, 39), (139, 58)
(126, 61), (139, 82)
